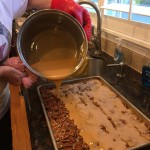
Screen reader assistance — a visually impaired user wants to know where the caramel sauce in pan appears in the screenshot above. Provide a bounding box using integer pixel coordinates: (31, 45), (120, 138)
(31, 29), (78, 97)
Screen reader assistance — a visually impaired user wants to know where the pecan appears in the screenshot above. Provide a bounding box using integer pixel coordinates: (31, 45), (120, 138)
(68, 135), (76, 143)
(78, 85), (85, 92)
(107, 116), (112, 120)
(74, 142), (83, 149)
(51, 112), (59, 119)
(93, 101), (100, 107)
(54, 133), (60, 142)
(89, 96), (94, 101)
(119, 119), (127, 125)
(100, 125), (109, 133)
(57, 141), (63, 149)
(60, 116), (67, 122)
(77, 135), (83, 141)
(64, 147), (73, 150)
(79, 97), (87, 106)
(61, 132), (69, 140)
(82, 143), (90, 149)
(62, 142), (73, 148)
(69, 129), (76, 137)
(85, 86), (92, 91)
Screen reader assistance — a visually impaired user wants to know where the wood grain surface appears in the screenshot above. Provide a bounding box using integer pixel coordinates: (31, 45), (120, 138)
(10, 85), (32, 150)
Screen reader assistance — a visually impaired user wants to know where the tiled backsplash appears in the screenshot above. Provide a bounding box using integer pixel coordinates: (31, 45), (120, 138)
(101, 37), (150, 74)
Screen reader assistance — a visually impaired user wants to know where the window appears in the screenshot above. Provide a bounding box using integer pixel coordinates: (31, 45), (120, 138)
(77, 0), (150, 49)
(104, 0), (150, 24)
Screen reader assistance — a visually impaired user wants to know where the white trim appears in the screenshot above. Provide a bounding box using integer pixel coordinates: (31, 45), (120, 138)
(101, 4), (150, 17)
(102, 4), (129, 13)
(102, 27), (150, 57)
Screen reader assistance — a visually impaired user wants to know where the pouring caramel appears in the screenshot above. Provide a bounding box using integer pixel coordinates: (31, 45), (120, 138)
(31, 29), (79, 97)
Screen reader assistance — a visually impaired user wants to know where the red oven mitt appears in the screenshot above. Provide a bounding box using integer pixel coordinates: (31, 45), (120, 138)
(51, 0), (92, 41)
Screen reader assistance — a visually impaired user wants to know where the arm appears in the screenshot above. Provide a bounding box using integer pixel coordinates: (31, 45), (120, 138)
(28, 0), (51, 9)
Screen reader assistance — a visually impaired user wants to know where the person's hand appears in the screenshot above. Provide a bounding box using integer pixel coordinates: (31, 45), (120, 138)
(22, 68), (37, 89)
(51, 0), (92, 41)
(3, 56), (25, 72)
(3, 57), (37, 88)
(0, 66), (25, 86)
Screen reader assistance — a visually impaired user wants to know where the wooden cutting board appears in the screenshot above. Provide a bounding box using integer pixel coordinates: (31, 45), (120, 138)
(10, 85), (32, 150)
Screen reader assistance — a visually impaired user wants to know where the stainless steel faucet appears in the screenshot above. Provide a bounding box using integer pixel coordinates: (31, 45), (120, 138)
(107, 62), (125, 77)
(78, 0), (102, 56)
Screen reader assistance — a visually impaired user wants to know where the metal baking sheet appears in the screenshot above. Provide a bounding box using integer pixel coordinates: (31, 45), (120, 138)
(37, 76), (150, 150)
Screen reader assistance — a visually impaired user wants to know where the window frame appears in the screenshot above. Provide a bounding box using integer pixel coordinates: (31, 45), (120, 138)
(82, 0), (150, 50)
